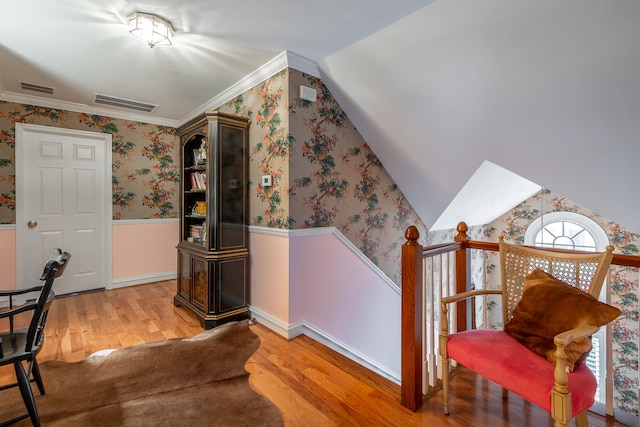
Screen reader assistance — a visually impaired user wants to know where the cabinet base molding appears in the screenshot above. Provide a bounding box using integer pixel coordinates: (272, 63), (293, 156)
(174, 294), (250, 329)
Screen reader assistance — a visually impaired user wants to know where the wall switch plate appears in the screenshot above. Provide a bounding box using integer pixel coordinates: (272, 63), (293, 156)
(299, 85), (317, 102)
(261, 175), (272, 187)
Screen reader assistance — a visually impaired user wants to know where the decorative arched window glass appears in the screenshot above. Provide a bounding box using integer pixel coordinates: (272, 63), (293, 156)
(524, 211), (609, 252)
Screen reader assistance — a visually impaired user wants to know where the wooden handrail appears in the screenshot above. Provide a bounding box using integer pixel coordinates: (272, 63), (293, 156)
(422, 242), (462, 257)
(463, 240), (638, 267)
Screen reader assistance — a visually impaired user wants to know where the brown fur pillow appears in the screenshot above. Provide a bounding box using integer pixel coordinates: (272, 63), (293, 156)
(505, 268), (621, 371)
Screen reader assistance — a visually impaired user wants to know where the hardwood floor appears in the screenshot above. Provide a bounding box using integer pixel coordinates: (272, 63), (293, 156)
(0, 281), (630, 426)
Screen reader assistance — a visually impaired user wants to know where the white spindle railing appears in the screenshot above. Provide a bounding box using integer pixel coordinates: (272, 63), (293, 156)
(421, 250), (456, 391)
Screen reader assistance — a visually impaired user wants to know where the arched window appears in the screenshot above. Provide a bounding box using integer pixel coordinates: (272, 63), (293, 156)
(524, 211), (609, 252)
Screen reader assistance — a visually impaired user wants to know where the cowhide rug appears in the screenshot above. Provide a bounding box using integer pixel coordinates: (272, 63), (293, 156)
(0, 320), (283, 426)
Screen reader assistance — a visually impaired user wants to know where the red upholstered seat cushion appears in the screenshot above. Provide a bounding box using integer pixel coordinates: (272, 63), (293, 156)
(447, 329), (596, 415)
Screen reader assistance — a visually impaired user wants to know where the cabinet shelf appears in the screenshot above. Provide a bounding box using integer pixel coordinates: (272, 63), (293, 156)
(185, 214), (206, 219)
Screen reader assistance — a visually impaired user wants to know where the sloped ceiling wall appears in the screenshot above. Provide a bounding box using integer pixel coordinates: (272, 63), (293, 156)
(318, 0), (640, 232)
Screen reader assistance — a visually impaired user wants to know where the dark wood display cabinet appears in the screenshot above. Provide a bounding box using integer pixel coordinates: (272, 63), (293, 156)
(174, 111), (250, 329)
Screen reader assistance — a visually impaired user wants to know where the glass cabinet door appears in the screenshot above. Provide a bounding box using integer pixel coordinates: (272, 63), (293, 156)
(219, 125), (246, 250)
(182, 134), (207, 247)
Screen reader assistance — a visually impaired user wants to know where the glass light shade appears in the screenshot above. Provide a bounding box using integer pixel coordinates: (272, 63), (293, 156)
(128, 12), (173, 48)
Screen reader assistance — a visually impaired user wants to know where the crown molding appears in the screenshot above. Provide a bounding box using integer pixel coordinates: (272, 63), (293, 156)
(0, 50), (319, 129)
(179, 50), (320, 125)
(0, 91), (179, 127)
(286, 51), (321, 78)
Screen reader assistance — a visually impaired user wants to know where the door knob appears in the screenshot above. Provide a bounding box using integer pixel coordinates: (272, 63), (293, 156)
(27, 220), (38, 229)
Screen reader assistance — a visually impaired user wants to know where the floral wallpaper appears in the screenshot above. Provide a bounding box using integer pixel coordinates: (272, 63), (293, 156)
(0, 101), (179, 221)
(0, 69), (427, 284)
(220, 69), (428, 284)
(288, 71), (428, 283)
(430, 189), (640, 419)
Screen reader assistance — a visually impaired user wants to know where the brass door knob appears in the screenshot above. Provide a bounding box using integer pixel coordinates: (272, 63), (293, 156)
(27, 220), (38, 229)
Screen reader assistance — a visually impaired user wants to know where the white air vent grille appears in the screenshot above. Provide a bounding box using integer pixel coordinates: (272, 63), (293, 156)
(19, 81), (55, 94)
(92, 93), (158, 113)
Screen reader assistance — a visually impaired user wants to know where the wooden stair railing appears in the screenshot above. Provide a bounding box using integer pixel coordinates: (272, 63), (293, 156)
(401, 221), (640, 412)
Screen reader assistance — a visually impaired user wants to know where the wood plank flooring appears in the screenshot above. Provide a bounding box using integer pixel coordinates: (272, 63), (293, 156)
(0, 281), (630, 426)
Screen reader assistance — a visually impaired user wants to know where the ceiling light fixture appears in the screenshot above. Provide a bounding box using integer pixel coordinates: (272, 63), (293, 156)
(128, 12), (174, 48)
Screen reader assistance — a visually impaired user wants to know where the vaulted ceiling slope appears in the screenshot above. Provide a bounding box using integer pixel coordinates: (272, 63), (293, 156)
(319, 0), (640, 232)
(2, 1), (639, 233)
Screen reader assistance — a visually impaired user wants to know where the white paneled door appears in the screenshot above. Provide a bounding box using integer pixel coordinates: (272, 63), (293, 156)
(16, 123), (112, 295)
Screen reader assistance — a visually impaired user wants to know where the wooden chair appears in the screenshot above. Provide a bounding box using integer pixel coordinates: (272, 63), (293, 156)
(439, 237), (614, 427)
(0, 249), (71, 427)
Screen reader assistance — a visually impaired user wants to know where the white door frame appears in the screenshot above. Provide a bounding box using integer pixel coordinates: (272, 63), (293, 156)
(15, 123), (112, 291)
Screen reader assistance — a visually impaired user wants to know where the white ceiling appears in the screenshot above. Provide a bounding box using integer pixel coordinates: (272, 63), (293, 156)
(0, 0), (432, 123)
(2, 0), (639, 233)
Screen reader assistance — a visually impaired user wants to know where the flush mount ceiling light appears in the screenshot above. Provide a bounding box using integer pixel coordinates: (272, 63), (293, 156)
(128, 12), (174, 48)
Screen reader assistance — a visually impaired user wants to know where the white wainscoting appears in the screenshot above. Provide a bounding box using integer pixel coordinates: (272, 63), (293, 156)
(248, 226), (402, 383)
(111, 219), (179, 289)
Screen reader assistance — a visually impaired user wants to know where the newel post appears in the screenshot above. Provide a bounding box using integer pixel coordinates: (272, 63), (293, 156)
(401, 225), (423, 411)
(454, 222), (469, 332)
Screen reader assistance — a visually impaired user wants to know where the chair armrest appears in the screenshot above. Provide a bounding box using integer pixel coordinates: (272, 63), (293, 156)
(552, 323), (601, 414)
(554, 325), (600, 347)
(439, 289), (504, 355)
(441, 289), (502, 305)
(0, 286), (44, 297)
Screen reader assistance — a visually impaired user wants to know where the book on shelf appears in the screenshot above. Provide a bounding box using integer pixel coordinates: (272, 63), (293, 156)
(189, 172), (206, 190)
(188, 222), (206, 243)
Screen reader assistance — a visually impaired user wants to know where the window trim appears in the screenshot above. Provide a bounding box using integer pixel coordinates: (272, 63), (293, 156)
(524, 211), (609, 251)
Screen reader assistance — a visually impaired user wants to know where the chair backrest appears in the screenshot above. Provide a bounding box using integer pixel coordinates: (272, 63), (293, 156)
(499, 237), (613, 326)
(26, 249), (71, 353)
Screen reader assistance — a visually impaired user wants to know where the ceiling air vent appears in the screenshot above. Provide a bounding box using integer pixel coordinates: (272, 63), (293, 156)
(92, 93), (158, 113)
(19, 81), (55, 94)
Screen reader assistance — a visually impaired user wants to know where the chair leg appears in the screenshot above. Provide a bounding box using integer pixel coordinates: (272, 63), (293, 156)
(575, 411), (588, 427)
(14, 361), (40, 427)
(442, 355), (450, 415)
(30, 359), (46, 395)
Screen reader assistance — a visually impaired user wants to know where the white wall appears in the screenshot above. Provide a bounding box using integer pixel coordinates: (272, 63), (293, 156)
(111, 220), (179, 288)
(0, 226), (16, 291)
(247, 227), (291, 330)
(249, 226), (402, 382)
(0, 221), (178, 292)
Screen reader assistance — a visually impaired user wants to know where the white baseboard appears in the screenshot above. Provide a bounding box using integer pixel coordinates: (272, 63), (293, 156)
(248, 306), (292, 338)
(249, 305), (400, 385)
(110, 272), (177, 289)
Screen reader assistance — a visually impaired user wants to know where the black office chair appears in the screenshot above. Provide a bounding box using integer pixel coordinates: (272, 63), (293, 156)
(0, 249), (71, 427)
